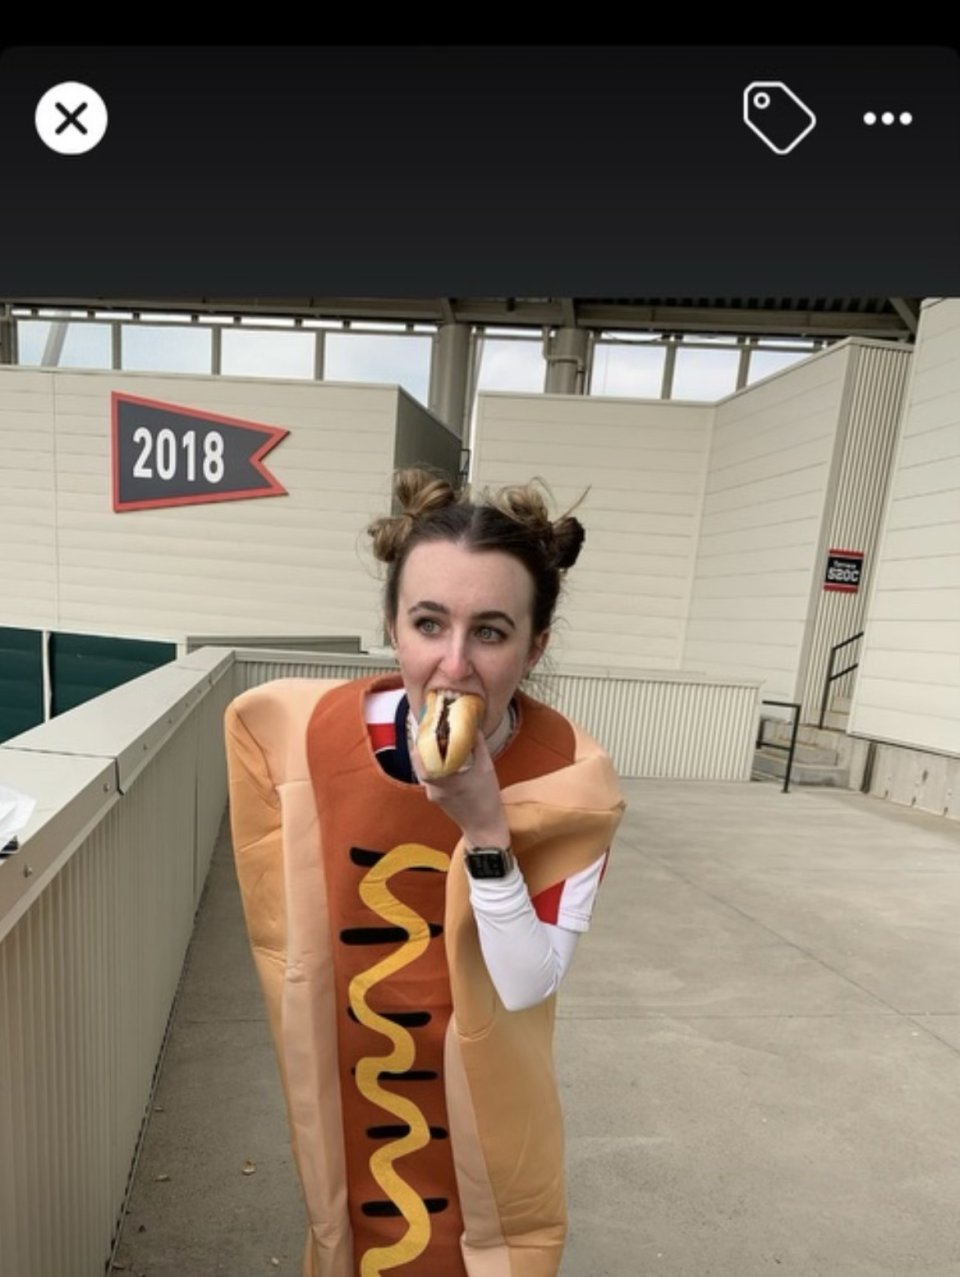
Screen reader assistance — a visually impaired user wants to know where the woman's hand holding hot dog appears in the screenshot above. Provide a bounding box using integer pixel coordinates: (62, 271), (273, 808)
(412, 730), (512, 852)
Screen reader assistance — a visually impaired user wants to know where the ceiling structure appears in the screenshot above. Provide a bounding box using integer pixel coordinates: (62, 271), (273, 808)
(1, 297), (923, 342)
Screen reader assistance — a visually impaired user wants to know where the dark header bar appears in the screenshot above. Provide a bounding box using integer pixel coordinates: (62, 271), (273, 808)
(1, 45), (957, 295)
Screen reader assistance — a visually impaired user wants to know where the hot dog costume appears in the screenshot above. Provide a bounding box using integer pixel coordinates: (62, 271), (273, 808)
(224, 674), (625, 1277)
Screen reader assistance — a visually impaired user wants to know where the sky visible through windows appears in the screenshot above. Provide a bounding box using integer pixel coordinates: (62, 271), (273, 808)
(14, 311), (818, 410)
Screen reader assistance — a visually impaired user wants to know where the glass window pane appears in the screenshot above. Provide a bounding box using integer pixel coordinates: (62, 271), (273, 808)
(121, 325), (212, 373)
(16, 320), (113, 368)
(590, 344), (665, 397)
(747, 349), (814, 382)
(220, 328), (316, 379)
(475, 338), (544, 393)
(324, 332), (432, 403)
(671, 347), (741, 400)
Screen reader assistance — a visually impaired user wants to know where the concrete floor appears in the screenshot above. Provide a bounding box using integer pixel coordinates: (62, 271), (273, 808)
(113, 779), (960, 1277)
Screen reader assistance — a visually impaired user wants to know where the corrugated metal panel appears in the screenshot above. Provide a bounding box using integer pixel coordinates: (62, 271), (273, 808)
(234, 653), (760, 781)
(0, 693), (224, 1277)
(233, 650), (399, 692)
(535, 672), (759, 779)
(799, 344), (912, 722)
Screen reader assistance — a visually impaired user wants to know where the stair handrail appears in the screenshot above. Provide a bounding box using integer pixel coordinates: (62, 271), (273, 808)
(818, 631), (865, 728)
(757, 699), (801, 794)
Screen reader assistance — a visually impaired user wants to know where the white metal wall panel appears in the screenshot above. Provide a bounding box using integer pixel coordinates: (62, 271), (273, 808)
(0, 367), (411, 648)
(684, 345), (851, 700)
(0, 652), (231, 1276)
(850, 299), (960, 756)
(472, 392), (713, 669)
(798, 343), (913, 722)
(0, 717), (209, 1277)
(0, 370), (59, 628)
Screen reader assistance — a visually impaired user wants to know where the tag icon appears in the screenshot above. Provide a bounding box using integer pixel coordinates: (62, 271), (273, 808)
(743, 81), (816, 155)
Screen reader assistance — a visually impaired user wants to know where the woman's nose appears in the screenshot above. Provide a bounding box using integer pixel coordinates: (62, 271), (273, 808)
(440, 633), (472, 681)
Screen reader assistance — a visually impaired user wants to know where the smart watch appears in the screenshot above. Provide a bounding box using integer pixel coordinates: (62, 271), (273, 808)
(463, 845), (516, 879)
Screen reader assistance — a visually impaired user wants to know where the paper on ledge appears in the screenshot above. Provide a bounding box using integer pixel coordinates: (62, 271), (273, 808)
(0, 784), (37, 855)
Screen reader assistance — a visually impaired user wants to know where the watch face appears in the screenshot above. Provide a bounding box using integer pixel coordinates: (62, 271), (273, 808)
(466, 850), (510, 879)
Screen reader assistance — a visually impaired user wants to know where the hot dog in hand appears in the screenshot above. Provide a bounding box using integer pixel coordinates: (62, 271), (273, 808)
(417, 691), (485, 779)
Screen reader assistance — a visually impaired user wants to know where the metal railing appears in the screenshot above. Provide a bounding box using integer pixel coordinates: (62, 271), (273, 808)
(756, 700), (802, 793)
(818, 631), (864, 728)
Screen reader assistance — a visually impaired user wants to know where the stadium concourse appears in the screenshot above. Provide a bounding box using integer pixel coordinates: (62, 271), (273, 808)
(113, 775), (959, 1277)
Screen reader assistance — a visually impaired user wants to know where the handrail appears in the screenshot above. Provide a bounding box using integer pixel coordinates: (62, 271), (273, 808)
(757, 700), (801, 793)
(818, 631), (864, 728)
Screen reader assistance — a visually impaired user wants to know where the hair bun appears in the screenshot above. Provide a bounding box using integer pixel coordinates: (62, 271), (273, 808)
(553, 515), (585, 570)
(367, 467), (460, 564)
(394, 468), (458, 520)
(490, 480), (586, 573)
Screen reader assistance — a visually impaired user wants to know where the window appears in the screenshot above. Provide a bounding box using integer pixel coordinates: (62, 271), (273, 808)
(16, 320), (113, 369)
(220, 328), (317, 379)
(590, 342), (665, 398)
(121, 325), (212, 373)
(323, 332), (431, 403)
(670, 344), (741, 400)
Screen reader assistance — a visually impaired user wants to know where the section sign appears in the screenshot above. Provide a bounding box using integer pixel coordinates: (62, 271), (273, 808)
(112, 392), (288, 512)
(823, 549), (864, 593)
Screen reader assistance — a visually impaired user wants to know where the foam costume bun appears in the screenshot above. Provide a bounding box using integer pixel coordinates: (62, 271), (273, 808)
(417, 690), (485, 779)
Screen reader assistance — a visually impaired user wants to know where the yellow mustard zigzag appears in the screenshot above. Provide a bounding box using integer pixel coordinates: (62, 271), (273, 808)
(349, 842), (451, 1277)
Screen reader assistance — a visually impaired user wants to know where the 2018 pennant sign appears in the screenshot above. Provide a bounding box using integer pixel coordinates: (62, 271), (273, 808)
(112, 392), (288, 512)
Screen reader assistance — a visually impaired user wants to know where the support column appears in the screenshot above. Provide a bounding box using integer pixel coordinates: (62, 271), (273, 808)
(544, 325), (588, 394)
(0, 310), (15, 364)
(428, 322), (471, 439)
(41, 321), (68, 367)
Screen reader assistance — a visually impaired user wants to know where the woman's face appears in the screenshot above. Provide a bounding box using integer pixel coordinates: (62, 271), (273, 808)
(390, 539), (549, 737)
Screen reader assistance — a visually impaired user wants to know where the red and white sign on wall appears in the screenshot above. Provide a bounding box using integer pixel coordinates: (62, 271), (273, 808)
(823, 549), (865, 593)
(112, 392), (289, 512)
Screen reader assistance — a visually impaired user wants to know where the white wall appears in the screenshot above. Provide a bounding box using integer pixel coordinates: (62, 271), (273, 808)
(0, 371), (58, 628)
(683, 345), (853, 701)
(849, 298), (960, 755)
(472, 392), (713, 669)
(0, 368), (422, 649)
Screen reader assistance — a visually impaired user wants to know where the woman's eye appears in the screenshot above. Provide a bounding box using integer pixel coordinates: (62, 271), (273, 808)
(415, 617), (441, 635)
(476, 626), (505, 643)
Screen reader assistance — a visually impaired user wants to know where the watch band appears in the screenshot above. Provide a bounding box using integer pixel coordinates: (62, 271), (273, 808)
(463, 845), (516, 880)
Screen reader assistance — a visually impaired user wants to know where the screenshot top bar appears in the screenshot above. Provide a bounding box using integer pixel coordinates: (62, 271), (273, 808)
(1, 45), (957, 295)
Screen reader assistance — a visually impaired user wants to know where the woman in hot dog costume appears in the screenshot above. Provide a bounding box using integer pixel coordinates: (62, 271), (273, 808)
(225, 468), (625, 1277)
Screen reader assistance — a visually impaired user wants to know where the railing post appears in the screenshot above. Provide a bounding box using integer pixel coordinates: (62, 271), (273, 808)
(819, 631), (865, 729)
(758, 699), (801, 793)
(818, 646), (837, 729)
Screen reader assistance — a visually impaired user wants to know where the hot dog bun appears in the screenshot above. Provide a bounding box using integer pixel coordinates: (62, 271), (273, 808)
(417, 690), (485, 779)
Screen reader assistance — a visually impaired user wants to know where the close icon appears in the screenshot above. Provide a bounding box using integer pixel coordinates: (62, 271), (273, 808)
(35, 81), (108, 155)
(743, 81), (816, 155)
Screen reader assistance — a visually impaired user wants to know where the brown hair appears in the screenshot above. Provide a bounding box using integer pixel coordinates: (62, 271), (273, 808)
(368, 468), (586, 636)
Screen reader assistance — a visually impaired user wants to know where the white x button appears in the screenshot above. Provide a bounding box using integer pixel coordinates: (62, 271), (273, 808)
(35, 81), (108, 155)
